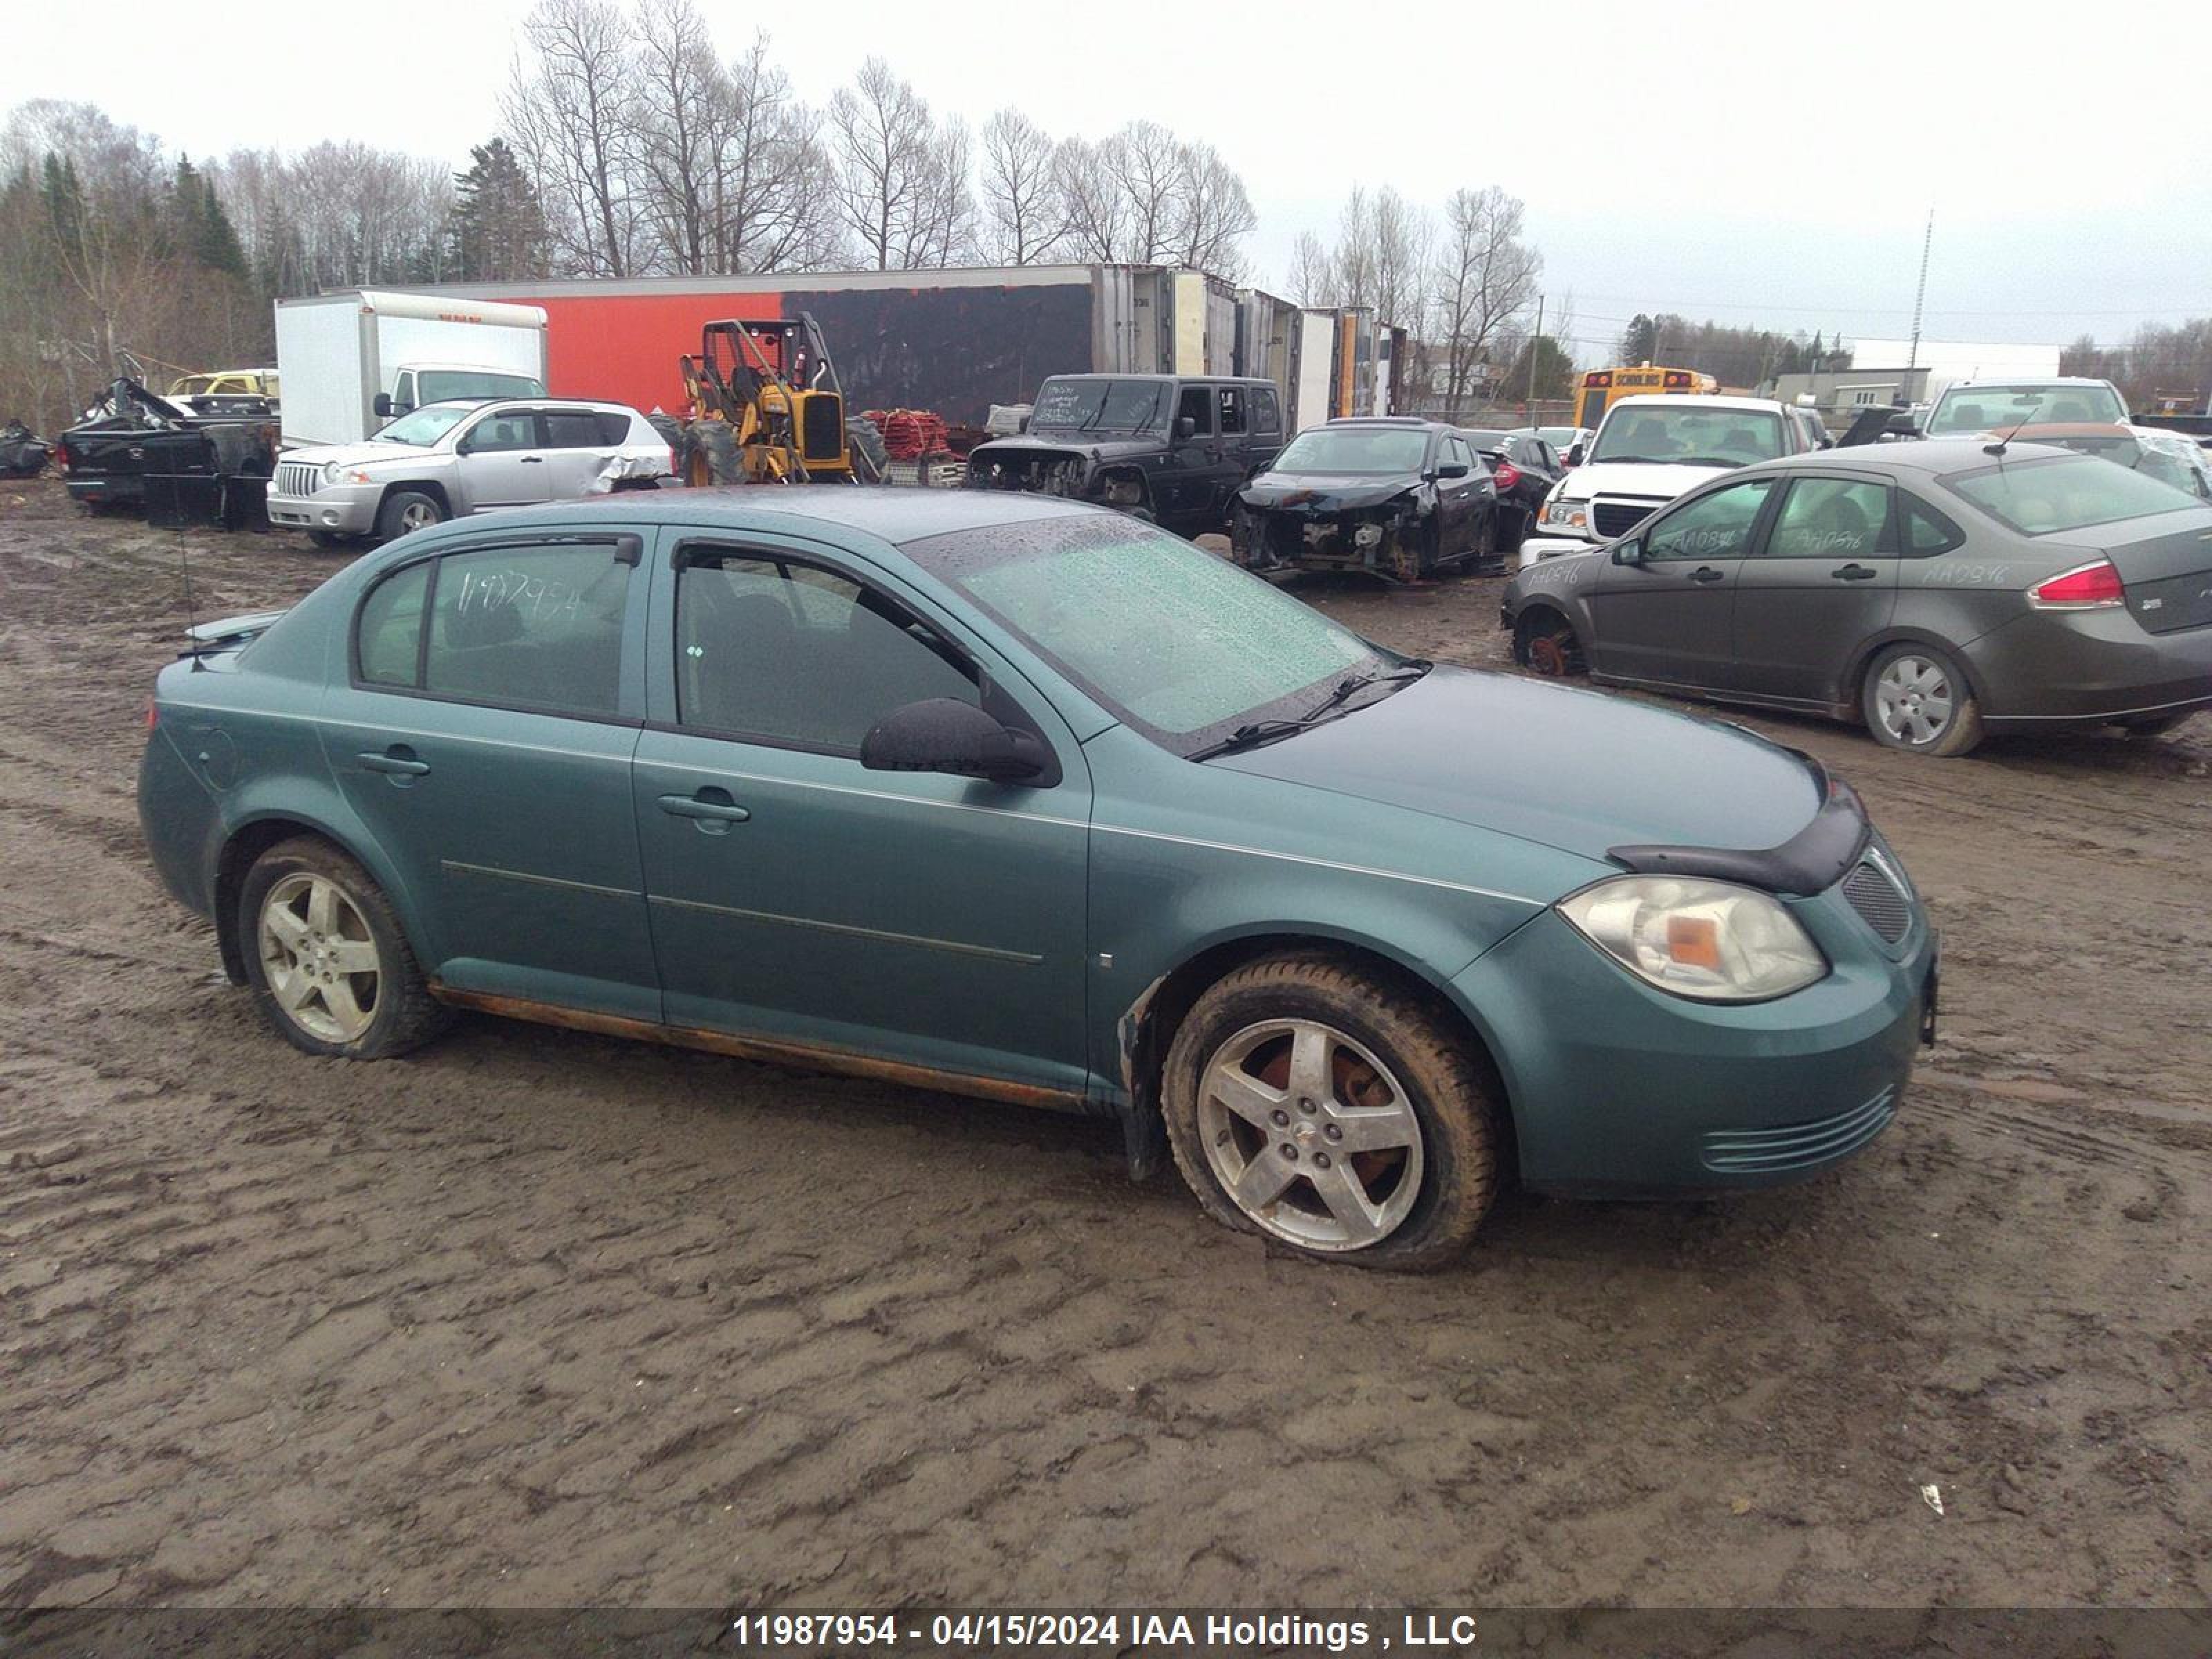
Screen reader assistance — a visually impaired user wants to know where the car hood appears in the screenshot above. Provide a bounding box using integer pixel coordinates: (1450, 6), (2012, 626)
(1238, 472), (1421, 512)
(1553, 459), (1735, 500)
(1212, 666), (1824, 864)
(281, 440), (441, 467)
(973, 433), (1157, 464)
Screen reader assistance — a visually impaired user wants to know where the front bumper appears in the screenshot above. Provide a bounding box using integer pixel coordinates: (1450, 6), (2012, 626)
(1965, 608), (2212, 728)
(1516, 534), (1594, 570)
(266, 484), (379, 534)
(1452, 881), (1936, 1196)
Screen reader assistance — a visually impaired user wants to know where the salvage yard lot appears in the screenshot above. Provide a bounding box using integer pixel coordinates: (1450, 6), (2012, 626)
(1, 478), (2207, 1609)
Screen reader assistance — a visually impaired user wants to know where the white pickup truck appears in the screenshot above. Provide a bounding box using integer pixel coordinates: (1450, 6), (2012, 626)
(1517, 393), (1813, 566)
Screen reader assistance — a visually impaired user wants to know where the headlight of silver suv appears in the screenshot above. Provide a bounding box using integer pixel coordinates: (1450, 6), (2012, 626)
(1557, 876), (1827, 1002)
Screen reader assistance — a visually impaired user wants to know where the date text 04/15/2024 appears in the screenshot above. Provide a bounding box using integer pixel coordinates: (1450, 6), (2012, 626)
(725, 1613), (1485, 1652)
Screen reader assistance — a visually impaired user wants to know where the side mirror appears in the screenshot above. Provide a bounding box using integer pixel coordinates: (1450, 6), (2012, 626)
(373, 393), (393, 419)
(1567, 442), (1586, 466)
(1612, 539), (1644, 565)
(861, 697), (1047, 784)
(1177, 416), (1197, 440)
(1436, 460), (1471, 479)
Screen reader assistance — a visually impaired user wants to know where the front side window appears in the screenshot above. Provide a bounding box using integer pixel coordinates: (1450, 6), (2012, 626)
(675, 552), (977, 752)
(1643, 478), (1778, 561)
(355, 542), (630, 715)
(1765, 478), (1893, 559)
(905, 514), (1376, 749)
(465, 411), (538, 453)
(1944, 455), (2200, 536)
(1177, 386), (1213, 436)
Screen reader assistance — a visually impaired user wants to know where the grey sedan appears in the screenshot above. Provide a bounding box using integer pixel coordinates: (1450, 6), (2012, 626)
(1501, 440), (2212, 756)
(267, 398), (671, 547)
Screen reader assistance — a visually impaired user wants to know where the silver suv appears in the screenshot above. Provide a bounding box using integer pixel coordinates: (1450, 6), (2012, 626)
(268, 398), (671, 546)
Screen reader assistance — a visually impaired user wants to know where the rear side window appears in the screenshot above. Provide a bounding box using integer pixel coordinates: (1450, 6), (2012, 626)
(1945, 456), (2199, 536)
(355, 542), (630, 716)
(1765, 478), (1895, 558)
(1217, 386), (1246, 434)
(1902, 494), (1965, 556)
(543, 411), (608, 448)
(1253, 386), (1282, 434)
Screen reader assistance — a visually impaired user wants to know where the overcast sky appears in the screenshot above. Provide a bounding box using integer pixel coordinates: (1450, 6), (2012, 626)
(11, 0), (2211, 357)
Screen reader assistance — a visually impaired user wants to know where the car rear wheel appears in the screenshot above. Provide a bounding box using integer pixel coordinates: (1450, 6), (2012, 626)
(1161, 953), (1500, 1271)
(1863, 644), (1983, 757)
(239, 837), (450, 1059)
(1514, 610), (1586, 677)
(375, 490), (445, 541)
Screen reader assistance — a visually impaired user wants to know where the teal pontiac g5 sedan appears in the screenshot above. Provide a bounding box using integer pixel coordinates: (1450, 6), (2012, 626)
(139, 491), (1938, 1269)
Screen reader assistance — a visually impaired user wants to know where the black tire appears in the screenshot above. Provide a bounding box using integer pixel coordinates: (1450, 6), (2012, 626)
(1161, 952), (1501, 1272)
(646, 412), (690, 481)
(1862, 641), (1984, 757)
(237, 836), (451, 1060)
(845, 415), (889, 482)
(374, 489), (445, 541)
(686, 420), (740, 486)
(1474, 506), (1508, 576)
(1513, 608), (1587, 677)
(308, 530), (355, 551)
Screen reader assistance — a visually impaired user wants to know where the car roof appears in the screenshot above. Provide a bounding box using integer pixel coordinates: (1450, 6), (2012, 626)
(451, 484), (1099, 545)
(1038, 372), (1276, 386)
(1730, 438), (2088, 478)
(1323, 416), (1445, 431)
(1603, 394), (1785, 415)
(1938, 377), (2115, 391)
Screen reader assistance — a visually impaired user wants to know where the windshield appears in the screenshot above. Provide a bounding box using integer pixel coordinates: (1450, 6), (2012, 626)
(375, 404), (474, 446)
(1537, 427), (1580, 447)
(1028, 377), (1170, 435)
(1588, 404), (1784, 466)
(1926, 383), (2126, 436)
(906, 513), (1379, 749)
(1269, 426), (1431, 475)
(419, 371), (543, 404)
(1944, 454), (2201, 535)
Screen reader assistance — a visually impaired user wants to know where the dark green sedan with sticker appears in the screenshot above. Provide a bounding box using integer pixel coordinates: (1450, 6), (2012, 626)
(140, 490), (1936, 1269)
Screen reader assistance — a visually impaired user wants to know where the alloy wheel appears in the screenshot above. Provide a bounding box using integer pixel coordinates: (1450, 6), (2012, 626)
(257, 873), (382, 1042)
(397, 500), (440, 534)
(1875, 655), (1955, 746)
(1196, 1018), (1425, 1252)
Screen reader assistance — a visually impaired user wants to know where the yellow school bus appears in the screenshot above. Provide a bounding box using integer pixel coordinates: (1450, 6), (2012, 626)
(1573, 364), (1717, 430)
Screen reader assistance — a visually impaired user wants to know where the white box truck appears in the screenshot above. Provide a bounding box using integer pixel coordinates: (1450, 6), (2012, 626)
(272, 288), (550, 448)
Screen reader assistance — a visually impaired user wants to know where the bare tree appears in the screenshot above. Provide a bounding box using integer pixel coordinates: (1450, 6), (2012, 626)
(711, 36), (843, 273)
(1329, 186), (1377, 309)
(827, 57), (971, 271)
(1051, 136), (1126, 263)
(632, 0), (724, 274)
(979, 108), (1060, 265)
(1286, 229), (1333, 304)
(1369, 186), (1432, 332)
(1431, 185), (1540, 417)
(1172, 141), (1254, 278)
(503, 0), (646, 276)
(1103, 122), (1181, 263)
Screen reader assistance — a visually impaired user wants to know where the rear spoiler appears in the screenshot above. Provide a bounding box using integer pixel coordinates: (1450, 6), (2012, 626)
(1607, 754), (1872, 896)
(180, 608), (287, 658)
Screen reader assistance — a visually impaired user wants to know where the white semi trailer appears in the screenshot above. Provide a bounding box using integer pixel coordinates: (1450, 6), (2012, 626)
(272, 289), (550, 448)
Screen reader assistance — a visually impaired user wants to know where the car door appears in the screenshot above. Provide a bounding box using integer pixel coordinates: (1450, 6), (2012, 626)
(1439, 434), (1483, 555)
(1582, 475), (1781, 688)
(630, 532), (1094, 1096)
(316, 529), (660, 1021)
(537, 407), (622, 500)
(454, 406), (558, 511)
(1213, 384), (1255, 516)
(1158, 383), (1217, 528)
(1730, 474), (1902, 705)
(1248, 384), (1286, 476)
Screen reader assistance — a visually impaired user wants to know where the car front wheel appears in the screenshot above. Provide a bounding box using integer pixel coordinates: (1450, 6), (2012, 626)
(239, 837), (450, 1058)
(1161, 953), (1500, 1271)
(1862, 643), (1984, 756)
(375, 490), (446, 541)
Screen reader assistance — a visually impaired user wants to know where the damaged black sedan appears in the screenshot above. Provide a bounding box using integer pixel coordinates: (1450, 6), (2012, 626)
(1229, 419), (1501, 582)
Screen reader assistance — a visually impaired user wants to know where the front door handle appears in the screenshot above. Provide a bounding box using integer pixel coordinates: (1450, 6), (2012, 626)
(1831, 563), (1879, 581)
(357, 748), (430, 777)
(520, 456), (545, 465)
(1687, 565), (1727, 584)
(658, 789), (751, 831)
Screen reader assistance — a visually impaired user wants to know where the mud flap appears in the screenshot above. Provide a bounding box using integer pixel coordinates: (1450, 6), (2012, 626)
(1120, 1099), (1169, 1183)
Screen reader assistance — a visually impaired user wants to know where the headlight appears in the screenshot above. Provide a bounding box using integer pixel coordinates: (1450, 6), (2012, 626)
(1557, 876), (1826, 1002)
(1540, 498), (1589, 531)
(321, 461), (346, 485)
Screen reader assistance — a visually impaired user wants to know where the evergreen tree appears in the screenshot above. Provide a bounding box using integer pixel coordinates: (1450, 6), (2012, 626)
(449, 139), (547, 282)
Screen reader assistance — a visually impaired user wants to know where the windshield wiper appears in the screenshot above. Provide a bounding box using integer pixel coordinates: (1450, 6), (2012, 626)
(1188, 659), (1431, 761)
(1591, 453), (1659, 465)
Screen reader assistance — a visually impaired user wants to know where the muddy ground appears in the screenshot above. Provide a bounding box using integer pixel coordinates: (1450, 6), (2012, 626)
(1, 478), (2207, 1613)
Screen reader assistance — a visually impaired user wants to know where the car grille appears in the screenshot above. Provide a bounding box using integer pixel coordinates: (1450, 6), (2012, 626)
(1591, 498), (1663, 538)
(1700, 1085), (1897, 1174)
(276, 460), (320, 498)
(1841, 857), (1912, 944)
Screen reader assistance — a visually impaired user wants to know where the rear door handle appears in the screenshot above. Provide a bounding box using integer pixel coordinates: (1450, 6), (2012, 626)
(1831, 563), (1878, 581)
(357, 748), (430, 777)
(520, 456), (545, 465)
(1687, 565), (1727, 584)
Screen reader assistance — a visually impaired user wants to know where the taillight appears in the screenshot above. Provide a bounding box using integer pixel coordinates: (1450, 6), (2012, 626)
(1492, 461), (1521, 491)
(2027, 559), (2126, 609)
(144, 698), (158, 731)
(54, 439), (71, 473)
